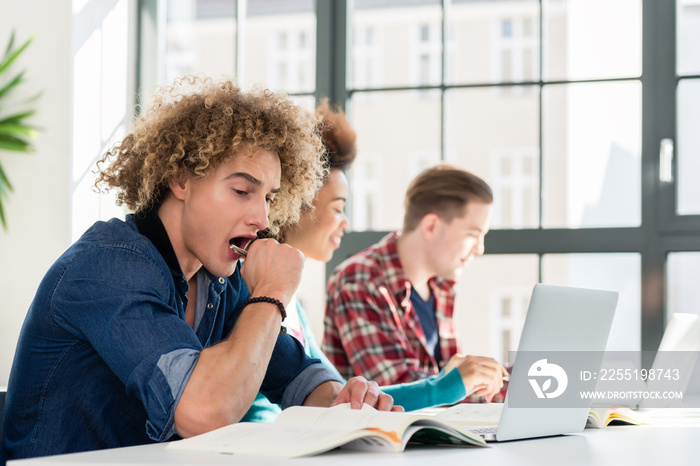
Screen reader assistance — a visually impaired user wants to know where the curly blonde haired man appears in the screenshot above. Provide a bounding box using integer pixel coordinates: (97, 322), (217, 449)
(2, 77), (396, 462)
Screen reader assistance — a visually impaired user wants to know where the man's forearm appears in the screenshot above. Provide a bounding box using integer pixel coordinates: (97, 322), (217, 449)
(302, 380), (344, 407)
(174, 302), (282, 437)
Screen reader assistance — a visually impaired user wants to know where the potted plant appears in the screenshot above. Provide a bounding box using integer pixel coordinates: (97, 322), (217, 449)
(0, 31), (39, 230)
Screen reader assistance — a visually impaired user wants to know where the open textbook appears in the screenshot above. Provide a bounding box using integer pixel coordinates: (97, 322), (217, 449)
(167, 404), (487, 458)
(430, 403), (649, 430)
(586, 407), (651, 428)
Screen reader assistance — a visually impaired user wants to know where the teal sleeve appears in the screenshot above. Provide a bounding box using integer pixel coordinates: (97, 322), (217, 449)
(381, 368), (466, 412)
(298, 302), (344, 381)
(241, 392), (282, 423)
(298, 301), (466, 412)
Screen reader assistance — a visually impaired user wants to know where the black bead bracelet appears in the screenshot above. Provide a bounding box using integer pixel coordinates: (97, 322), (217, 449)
(242, 296), (288, 322)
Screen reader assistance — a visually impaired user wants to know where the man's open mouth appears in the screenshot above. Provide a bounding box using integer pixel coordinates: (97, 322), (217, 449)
(229, 237), (254, 253)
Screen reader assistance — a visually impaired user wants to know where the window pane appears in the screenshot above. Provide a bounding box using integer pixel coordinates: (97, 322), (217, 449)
(677, 0), (700, 76)
(244, 1), (316, 93)
(348, 91), (441, 231)
(350, 1), (442, 89)
(456, 255), (539, 365)
(542, 253), (641, 351)
(446, 0), (540, 85)
(164, 0), (236, 81)
(665, 252), (700, 402)
(542, 81), (641, 228)
(667, 252), (700, 319)
(445, 87), (540, 229)
(543, 0), (641, 81)
(677, 79), (700, 215)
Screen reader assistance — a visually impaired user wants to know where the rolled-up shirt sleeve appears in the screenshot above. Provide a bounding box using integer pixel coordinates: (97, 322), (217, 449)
(281, 364), (344, 409)
(150, 348), (200, 440)
(259, 329), (343, 406)
(53, 248), (206, 442)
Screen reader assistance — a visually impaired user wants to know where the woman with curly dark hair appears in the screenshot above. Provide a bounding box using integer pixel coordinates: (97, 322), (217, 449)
(2, 77), (396, 462)
(244, 99), (504, 423)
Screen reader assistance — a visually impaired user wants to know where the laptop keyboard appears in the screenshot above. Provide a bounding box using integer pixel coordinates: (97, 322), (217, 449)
(468, 426), (498, 435)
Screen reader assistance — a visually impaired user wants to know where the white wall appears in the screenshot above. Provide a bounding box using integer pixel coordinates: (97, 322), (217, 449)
(0, 0), (73, 386)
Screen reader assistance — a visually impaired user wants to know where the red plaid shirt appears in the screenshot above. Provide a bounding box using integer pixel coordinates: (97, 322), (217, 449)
(322, 232), (461, 386)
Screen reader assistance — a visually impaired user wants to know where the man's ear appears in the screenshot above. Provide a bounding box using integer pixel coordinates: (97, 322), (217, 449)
(168, 178), (188, 201)
(420, 213), (440, 240)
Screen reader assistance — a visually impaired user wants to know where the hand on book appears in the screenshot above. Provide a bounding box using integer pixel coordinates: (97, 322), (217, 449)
(444, 354), (508, 402)
(330, 376), (404, 412)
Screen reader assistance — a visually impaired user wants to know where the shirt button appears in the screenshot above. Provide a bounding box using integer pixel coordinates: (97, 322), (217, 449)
(218, 277), (225, 284)
(207, 303), (214, 310)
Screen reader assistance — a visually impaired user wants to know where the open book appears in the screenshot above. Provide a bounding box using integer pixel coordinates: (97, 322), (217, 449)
(586, 407), (651, 429)
(167, 404), (487, 458)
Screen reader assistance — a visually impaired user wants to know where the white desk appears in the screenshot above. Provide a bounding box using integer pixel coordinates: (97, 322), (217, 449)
(9, 410), (700, 466)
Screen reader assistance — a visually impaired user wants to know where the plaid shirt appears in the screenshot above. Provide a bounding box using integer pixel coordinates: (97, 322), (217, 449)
(322, 232), (461, 386)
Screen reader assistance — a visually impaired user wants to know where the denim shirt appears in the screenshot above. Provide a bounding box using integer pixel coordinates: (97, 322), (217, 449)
(2, 211), (339, 461)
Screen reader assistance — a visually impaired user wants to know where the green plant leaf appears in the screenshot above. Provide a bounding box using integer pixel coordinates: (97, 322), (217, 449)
(0, 70), (26, 100)
(0, 135), (32, 152)
(0, 162), (13, 192)
(0, 124), (37, 138)
(0, 31), (39, 231)
(0, 183), (10, 199)
(0, 110), (36, 125)
(0, 35), (33, 75)
(0, 197), (7, 230)
(2, 31), (15, 61)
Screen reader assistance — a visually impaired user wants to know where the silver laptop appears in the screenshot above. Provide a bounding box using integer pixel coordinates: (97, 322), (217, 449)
(478, 283), (618, 441)
(639, 313), (700, 408)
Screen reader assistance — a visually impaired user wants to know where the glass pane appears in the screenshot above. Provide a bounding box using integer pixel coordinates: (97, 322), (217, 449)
(667, 252), (700, 319)
(677, 79), (700, 215)
(244, 1), (316, 93)
(456, 255), (539, 365)
(348, 91), (441, 231)
(543, 0), (641, 81)
(164, 0), (237, 82)
(446, 0), (540, 85)
(665, 252), (700, 403)
(350, 1), (442, 89)
(677, 0), (700, 76)
(542, 253), (641, 351)
(445, 87), (540, 229)
(72, 0), (130, 241)
(542, 81), (641, 228)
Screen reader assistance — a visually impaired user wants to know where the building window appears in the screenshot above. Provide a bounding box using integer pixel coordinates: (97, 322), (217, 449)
(492, 151), (538, 229)
(413, 23), (441, 88)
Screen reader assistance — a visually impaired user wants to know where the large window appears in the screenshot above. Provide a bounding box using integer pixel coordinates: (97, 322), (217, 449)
(139, 0), (700, 362)
(139, 0), (316, 102)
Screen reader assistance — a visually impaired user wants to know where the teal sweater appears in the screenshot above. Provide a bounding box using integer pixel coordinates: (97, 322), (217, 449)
(241, 301), (466, 423)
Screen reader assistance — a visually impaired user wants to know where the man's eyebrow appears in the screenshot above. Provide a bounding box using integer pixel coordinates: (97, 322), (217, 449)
(225, 172), (281, 194)
(225, 172), (261, 185)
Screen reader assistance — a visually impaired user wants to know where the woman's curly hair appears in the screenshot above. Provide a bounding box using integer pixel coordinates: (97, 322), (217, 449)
(95, 76), (326, 236)
(266, 99), (358, 243)
(316, 98), (357, 173)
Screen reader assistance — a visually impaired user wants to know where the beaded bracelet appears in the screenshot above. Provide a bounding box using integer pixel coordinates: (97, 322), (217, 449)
(242, 296), (288, 334)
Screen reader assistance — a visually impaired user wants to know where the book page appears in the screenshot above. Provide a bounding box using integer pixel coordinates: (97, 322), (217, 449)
(433, 403), (503, 426)
(586, 407), (651, 428)
(276, 404), (418, 435)
(603, 407), (651, 426)
(276, 404), (486, 447)
(586, 408), (605, 428)
(166, 421), (397, 457)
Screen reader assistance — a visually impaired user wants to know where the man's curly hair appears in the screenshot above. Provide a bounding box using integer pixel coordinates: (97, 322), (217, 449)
(95, 76), (327, 236)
